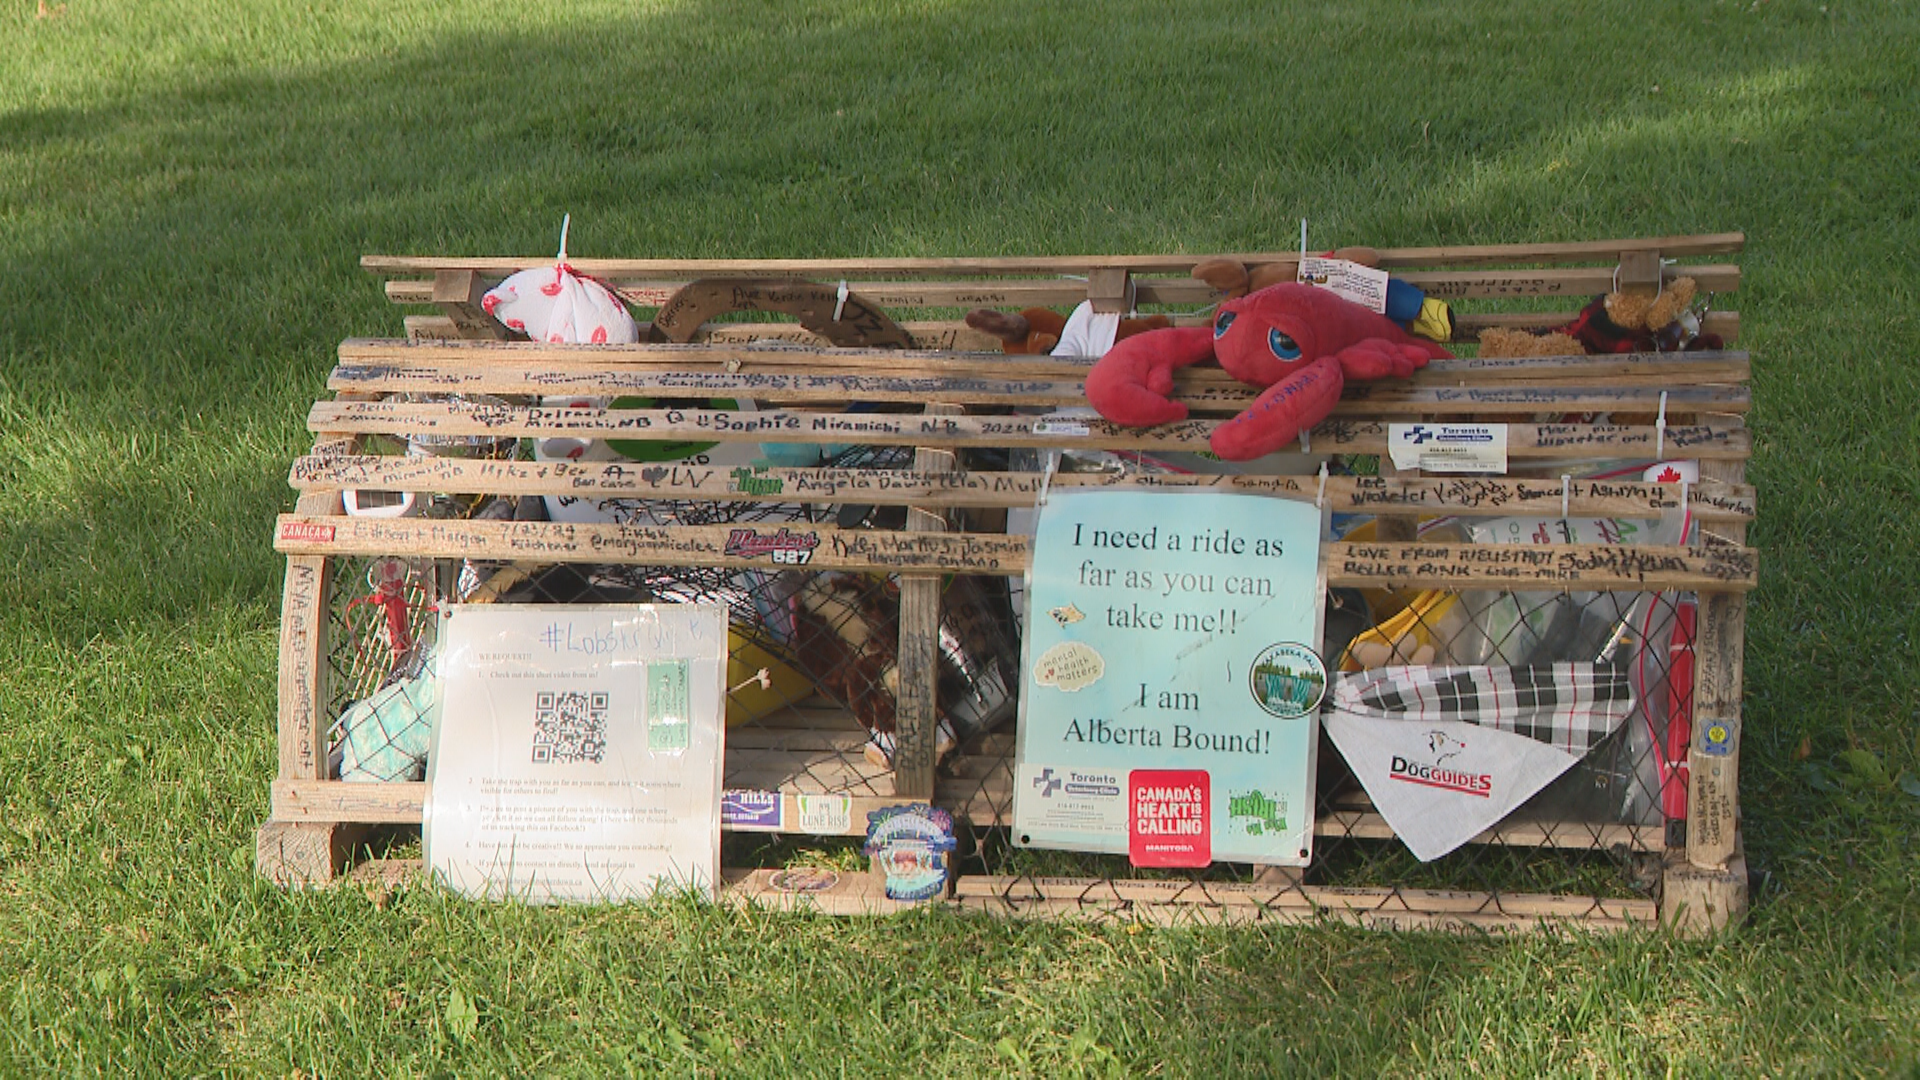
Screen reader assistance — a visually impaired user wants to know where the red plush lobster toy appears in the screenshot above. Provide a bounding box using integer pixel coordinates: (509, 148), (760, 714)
(1085, 283), (1454, 460)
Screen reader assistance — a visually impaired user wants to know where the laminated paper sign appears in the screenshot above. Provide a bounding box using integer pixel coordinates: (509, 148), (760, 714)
(425, 604), (728, 903)
(1013, 490), (1326, 866)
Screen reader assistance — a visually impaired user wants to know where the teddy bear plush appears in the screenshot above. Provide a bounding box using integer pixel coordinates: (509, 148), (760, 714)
(1478, 276), (1721, 357)
(1086, 282), (1452, 461)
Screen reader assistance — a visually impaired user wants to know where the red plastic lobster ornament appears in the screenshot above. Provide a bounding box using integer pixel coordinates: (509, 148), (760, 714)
(1085, 283), (1453, 461)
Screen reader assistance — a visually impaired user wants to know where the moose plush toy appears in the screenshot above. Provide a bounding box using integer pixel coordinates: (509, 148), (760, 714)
(1086, 282), (1453, 461)
(964, 305), (1170, 355)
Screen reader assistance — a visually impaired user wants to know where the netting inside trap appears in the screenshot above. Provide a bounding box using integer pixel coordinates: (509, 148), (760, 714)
(319, 573), (1693, 903)
(319, 443), (1024, 794)
(941, 583), (1695, 908)
(313, 434), (1700, 910)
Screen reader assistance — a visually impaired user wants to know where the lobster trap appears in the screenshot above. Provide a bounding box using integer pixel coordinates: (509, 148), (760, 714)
(260, 236), (1755, 933)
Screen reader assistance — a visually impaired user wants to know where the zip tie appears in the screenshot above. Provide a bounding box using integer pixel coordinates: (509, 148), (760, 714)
(1299, 218), (1308, 261)
(1611, 257), (1675, 300)
(832, 280), (850, 323)
(557, 213), (571, 263)
(1299, 427), (1311, 454)
(1315, 461), (1329, 509)
(1561, 474), (1572, 522)
(1656, 390), (1670, 458)
(1038, 452), (1059, 508)
(1679, 478), (1691, 537)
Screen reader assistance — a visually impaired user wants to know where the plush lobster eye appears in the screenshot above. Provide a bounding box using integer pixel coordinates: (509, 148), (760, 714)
(1213, 310), (1237, 339)
(1269, 330), (1302, 361)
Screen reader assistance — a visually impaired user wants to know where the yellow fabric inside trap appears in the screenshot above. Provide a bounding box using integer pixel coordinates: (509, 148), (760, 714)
(725, 630), (814, 726)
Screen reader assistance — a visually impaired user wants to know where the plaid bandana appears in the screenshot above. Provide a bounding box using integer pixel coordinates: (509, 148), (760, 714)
(1328, 663), (1633, 755)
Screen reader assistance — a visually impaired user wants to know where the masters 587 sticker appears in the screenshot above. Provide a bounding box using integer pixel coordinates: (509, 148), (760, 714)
(723, 527), (819, 565)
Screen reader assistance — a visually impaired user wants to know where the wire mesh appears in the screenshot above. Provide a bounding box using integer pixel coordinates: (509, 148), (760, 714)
(318, 443), (1025, 796)
(314, 431), (1699, 914)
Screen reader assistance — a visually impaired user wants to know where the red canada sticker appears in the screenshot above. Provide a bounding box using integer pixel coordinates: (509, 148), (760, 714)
(278, 521), (337, 545)
(1129, 769), (1211, 868)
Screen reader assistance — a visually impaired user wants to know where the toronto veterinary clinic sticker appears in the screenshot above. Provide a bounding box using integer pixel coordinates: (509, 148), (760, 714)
(1248, 643), (1327, 720)
(796, 794), (853, 835)
(863, 804), (957, 901)
(1388, 423), (1509, 474)
(1016, 764), (1128, 842)
(1032, 641), (1105, 692)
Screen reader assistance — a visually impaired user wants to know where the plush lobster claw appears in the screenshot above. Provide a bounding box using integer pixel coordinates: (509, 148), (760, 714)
(1211, 356), (1345, 461)
(1084, 326), (1216, 427)
(1334, 337), (1439, 381)
(1211, 335), (1440, 460)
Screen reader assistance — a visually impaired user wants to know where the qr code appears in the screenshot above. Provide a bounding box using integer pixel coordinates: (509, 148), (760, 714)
(532, 690), (608, 764)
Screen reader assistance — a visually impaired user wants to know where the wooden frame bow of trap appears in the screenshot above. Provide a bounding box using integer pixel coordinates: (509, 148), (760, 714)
(259, 234), (1754, 934)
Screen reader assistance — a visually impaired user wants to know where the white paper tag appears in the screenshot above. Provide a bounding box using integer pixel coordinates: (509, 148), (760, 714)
(1388, 423), (1509, 474)
(1033, 419), (1091, 437)
(1298, 256), (1390, 313)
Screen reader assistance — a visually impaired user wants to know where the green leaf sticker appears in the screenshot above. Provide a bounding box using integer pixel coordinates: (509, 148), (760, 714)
(1802, 763), (1840, 794)
(446, 986), (478, 1044)
(1839, 748), (1887, 785)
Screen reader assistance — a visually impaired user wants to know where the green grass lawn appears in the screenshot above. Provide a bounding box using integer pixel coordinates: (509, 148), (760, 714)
(3, 0), (1917, 1072)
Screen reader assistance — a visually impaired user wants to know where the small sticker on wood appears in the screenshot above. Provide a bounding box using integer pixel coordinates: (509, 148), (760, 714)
(796, 794), (853, 834)
(720, 790), (785, 829)
(1033, 419), (1091, 437)
(767, 867), (840, 894)
(1388, 423), (1510, 474)
(1700, 717), (1737, 758)
(279, 521), (337, 544)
